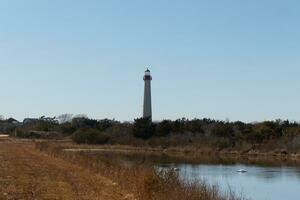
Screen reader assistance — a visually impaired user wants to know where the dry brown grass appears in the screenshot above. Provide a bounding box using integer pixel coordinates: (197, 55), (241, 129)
(0, 139), (132, 200)
(35, 141), (246, 200)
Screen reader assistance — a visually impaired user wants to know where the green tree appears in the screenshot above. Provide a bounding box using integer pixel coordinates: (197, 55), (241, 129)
(72, 117), (98, 129)
(186, 119), (204, 134)
(133, 117), (155, 139)
(211, 123), (234, 138)
(155, 120), (173, 136)
(97, 119), (119, 131)
(72, 128), (109, 144)
(58, 122), (76, 135)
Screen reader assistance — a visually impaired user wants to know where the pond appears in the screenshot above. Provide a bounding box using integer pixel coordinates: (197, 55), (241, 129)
(158, 163), (300, 200)
(83, 151), (300, 200)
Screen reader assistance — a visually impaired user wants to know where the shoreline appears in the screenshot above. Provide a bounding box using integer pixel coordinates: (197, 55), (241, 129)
(7, 138), (300, 166)
(59, 142), (300, 166)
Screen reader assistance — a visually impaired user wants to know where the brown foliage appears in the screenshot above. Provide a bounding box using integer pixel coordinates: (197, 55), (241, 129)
(35, 142), (246, 200)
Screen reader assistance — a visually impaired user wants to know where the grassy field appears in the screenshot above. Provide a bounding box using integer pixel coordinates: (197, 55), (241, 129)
(0, 138), (132, 200)
(0, 138), (245, 200)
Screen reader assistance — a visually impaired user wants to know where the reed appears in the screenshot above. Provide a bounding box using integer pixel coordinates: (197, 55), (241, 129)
(35, 141), (246, 200)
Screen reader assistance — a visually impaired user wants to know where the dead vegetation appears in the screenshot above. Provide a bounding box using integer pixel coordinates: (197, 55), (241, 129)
(35, 141), (246, 200)
(0, 138), (246, 200)
(0, 139), (132, 200)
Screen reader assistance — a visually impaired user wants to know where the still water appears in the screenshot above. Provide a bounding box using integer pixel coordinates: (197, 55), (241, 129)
(158, 163), (300, 200)
(87, 151), (300, 200)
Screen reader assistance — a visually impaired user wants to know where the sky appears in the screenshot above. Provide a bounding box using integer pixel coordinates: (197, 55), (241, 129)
(0, 0), (300, 122)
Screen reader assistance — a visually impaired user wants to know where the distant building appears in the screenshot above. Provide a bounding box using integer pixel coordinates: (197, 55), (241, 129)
(143, 68), (152, 120)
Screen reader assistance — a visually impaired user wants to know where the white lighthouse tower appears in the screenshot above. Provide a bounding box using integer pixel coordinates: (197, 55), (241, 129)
(143, 68), (152, 120)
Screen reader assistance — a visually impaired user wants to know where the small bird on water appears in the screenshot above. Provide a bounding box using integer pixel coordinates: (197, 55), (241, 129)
(172, 167), (180, 172)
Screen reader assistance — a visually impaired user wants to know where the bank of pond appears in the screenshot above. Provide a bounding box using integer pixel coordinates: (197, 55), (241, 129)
(75, 149), (300, 200)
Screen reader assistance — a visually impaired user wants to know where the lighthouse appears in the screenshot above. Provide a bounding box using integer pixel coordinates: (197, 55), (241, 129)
(143, 68), (152, 120)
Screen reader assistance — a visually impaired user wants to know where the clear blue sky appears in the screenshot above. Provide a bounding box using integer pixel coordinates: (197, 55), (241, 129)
(1, 0), (300, 122)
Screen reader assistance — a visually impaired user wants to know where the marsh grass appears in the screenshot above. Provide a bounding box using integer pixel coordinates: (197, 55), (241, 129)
(35, 141), (246, 200)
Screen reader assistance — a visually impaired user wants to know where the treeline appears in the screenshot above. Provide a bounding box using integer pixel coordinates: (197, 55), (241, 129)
(6, 116), (300, 151)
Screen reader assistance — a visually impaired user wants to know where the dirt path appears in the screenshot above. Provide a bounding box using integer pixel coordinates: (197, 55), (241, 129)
(0, 138), (132, 200)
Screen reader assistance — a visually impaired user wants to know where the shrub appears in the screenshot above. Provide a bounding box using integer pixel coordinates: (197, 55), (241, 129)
(133, 117), (155, 139)
(58, 122), (76, 135)
(72, 129), (88, 144)
(72, 128), (109, 144)
(214, 138), (232, 150)
(155, 120), (173, 137)
(211, 123), (234, 138)
(284, 127), (300, 138)
(97, 119), (119, 131)
(72, 117), (98, 129)
(186, 119), (205, 134)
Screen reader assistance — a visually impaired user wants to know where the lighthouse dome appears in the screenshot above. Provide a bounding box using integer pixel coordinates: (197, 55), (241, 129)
(145, 68), (151, 76)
